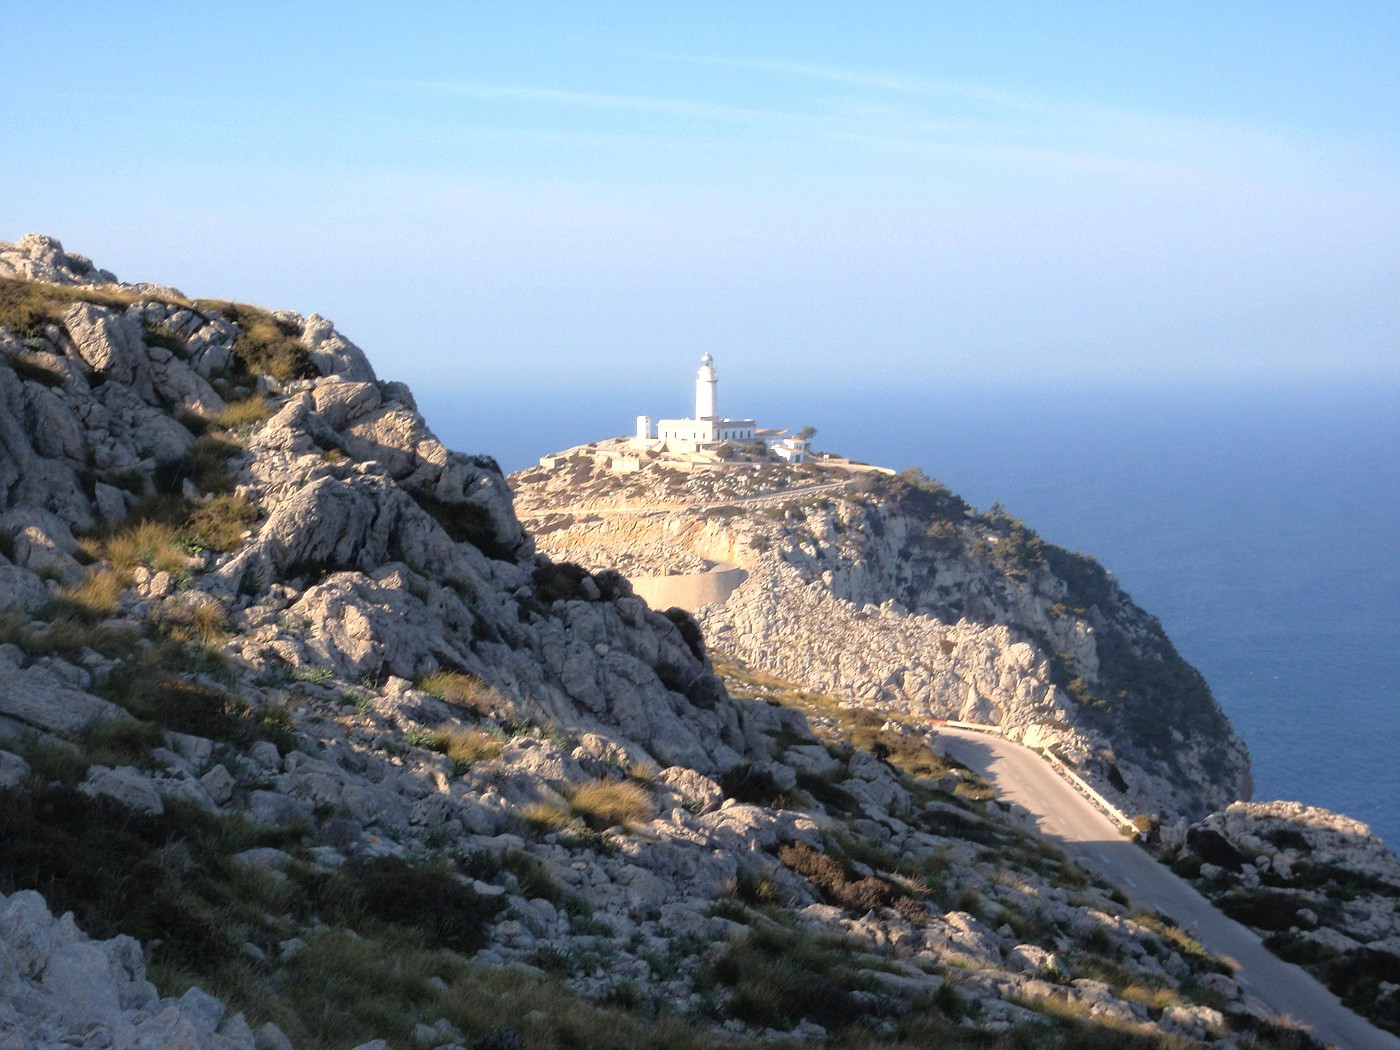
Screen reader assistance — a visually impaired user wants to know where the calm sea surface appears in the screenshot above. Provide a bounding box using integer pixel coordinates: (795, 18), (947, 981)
(421, 381), (1400, 846)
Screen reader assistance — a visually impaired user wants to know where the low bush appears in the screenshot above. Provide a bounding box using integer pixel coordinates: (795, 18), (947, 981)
(1218, 891), (1317, 932)
(717, 762), (788, 807)
(708, 925), (869, 1031)
(777, 840), (928, 920)
(141, 321), (187, 355)
(334, 856), (504, 953)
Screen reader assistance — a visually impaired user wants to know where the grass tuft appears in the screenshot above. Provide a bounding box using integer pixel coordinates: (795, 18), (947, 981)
(424, 728), (502, 774)
(185, 494), (256, 552)
(105, 520), (189, 574)
(216, 395), (272, 429)
(567, 779), (654, 831)
(417, 671), (506, 715)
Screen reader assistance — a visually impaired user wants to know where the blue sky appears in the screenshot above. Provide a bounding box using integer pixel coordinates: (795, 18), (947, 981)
(3, 1), (1397, 393)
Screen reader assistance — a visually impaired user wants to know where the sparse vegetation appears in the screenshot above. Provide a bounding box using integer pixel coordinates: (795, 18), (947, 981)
(216, 394), (272, 429)
(104, 520), (189, 575)
(185, 493), (256, 551)
(417, 670), (507, 715)
(424, 728), (502, 774)
(198, 301), (316, 382)
(568, 779), (654, 830)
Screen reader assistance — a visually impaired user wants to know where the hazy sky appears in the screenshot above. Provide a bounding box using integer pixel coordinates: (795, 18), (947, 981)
(3, 1), (1397, 393)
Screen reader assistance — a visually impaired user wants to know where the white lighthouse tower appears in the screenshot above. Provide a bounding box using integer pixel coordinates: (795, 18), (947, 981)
(695, 352), (718, 420)
(654, 353), (755, 448)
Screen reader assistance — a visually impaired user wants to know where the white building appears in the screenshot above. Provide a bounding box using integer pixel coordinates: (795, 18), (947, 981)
(645, 353), (757, 449)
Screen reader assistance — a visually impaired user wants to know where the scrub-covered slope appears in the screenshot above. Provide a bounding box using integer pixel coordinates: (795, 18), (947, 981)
(0, 235), (1303, 1050)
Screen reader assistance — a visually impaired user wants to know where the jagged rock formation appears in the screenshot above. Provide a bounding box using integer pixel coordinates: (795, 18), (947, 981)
(0, 887), (291, 1050)
(0, 236), (1315, 1050)
(513, 458), (1252, 822)
(1167, 802), (1400, 1035)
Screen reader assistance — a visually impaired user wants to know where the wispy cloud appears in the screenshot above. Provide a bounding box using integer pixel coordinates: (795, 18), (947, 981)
(668, 54), (1053, 115)
(392, 79), (803, 125)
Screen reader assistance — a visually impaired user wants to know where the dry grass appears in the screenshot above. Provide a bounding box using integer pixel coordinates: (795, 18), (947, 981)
(0, 276), (188, 339)
(105, 521), (189, 574)
(158, 598), (229, 644)
(198, 301), (316, 382)
(59, 568), (129, 618)
(216, 395), (271, 429)
(523, 801), (574, 831)
(568, 779), (655, 830)
(0, 610), (140, 659)
(426, 728), (502, 773)
(417, 671), (506, 715)
(185, 494), (256, 552)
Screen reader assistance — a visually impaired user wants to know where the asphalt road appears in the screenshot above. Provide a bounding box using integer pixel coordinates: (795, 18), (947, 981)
(935, 727), (1400, 1050)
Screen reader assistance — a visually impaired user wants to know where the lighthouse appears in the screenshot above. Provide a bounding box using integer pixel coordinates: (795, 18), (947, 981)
(695, 352), (718, 420)
(652, 354), (757, 447)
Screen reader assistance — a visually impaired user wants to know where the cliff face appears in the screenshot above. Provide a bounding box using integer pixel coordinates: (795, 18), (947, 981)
(0, 236), (1299, 1050)
(513, 457), (1252, 823)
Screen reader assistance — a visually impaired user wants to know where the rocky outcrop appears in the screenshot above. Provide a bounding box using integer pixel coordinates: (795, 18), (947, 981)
(1167, 802), (1400, 1034)
(0, 236), (1313, 1049)
(513, 458), (1252, 822)
(0, 887), (288, 1050)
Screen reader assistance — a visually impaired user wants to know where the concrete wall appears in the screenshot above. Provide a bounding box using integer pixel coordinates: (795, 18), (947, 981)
(629, 563), (748, 612)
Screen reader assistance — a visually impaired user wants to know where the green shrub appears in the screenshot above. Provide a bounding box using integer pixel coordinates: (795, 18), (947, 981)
(189, 435), (242, 493)
(78, 718), (165, 768)
(660, 607), (706, 661)
(412, 493), (516, 561)
(335, 856), (504, 953)
(709, 925), (868, 1031)
(3, 352), (67, 387)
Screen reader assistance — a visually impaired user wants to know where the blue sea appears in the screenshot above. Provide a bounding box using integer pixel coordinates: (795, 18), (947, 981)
(420, 381), (1400, 846)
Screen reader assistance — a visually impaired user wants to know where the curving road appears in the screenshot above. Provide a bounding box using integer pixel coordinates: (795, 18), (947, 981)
(935, 727), (1400, 1050)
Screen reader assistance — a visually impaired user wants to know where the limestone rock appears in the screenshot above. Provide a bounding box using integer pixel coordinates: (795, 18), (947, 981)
(79, 765), (165, 816)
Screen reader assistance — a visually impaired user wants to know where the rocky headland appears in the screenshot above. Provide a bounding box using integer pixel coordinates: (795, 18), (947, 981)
(511, 454), (1251, 825)
(0, 233), (1373, 1049)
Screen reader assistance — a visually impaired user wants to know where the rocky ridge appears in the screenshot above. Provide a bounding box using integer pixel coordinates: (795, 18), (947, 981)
(0, 235), (1318, 1050)
(1167, 801), (1400, 1034)
(512, 456), (1251, 824)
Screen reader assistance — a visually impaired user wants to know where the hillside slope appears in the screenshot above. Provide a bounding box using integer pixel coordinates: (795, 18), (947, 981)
(512, 455), (1252, 824)
(0, 234), (1308, 1050)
